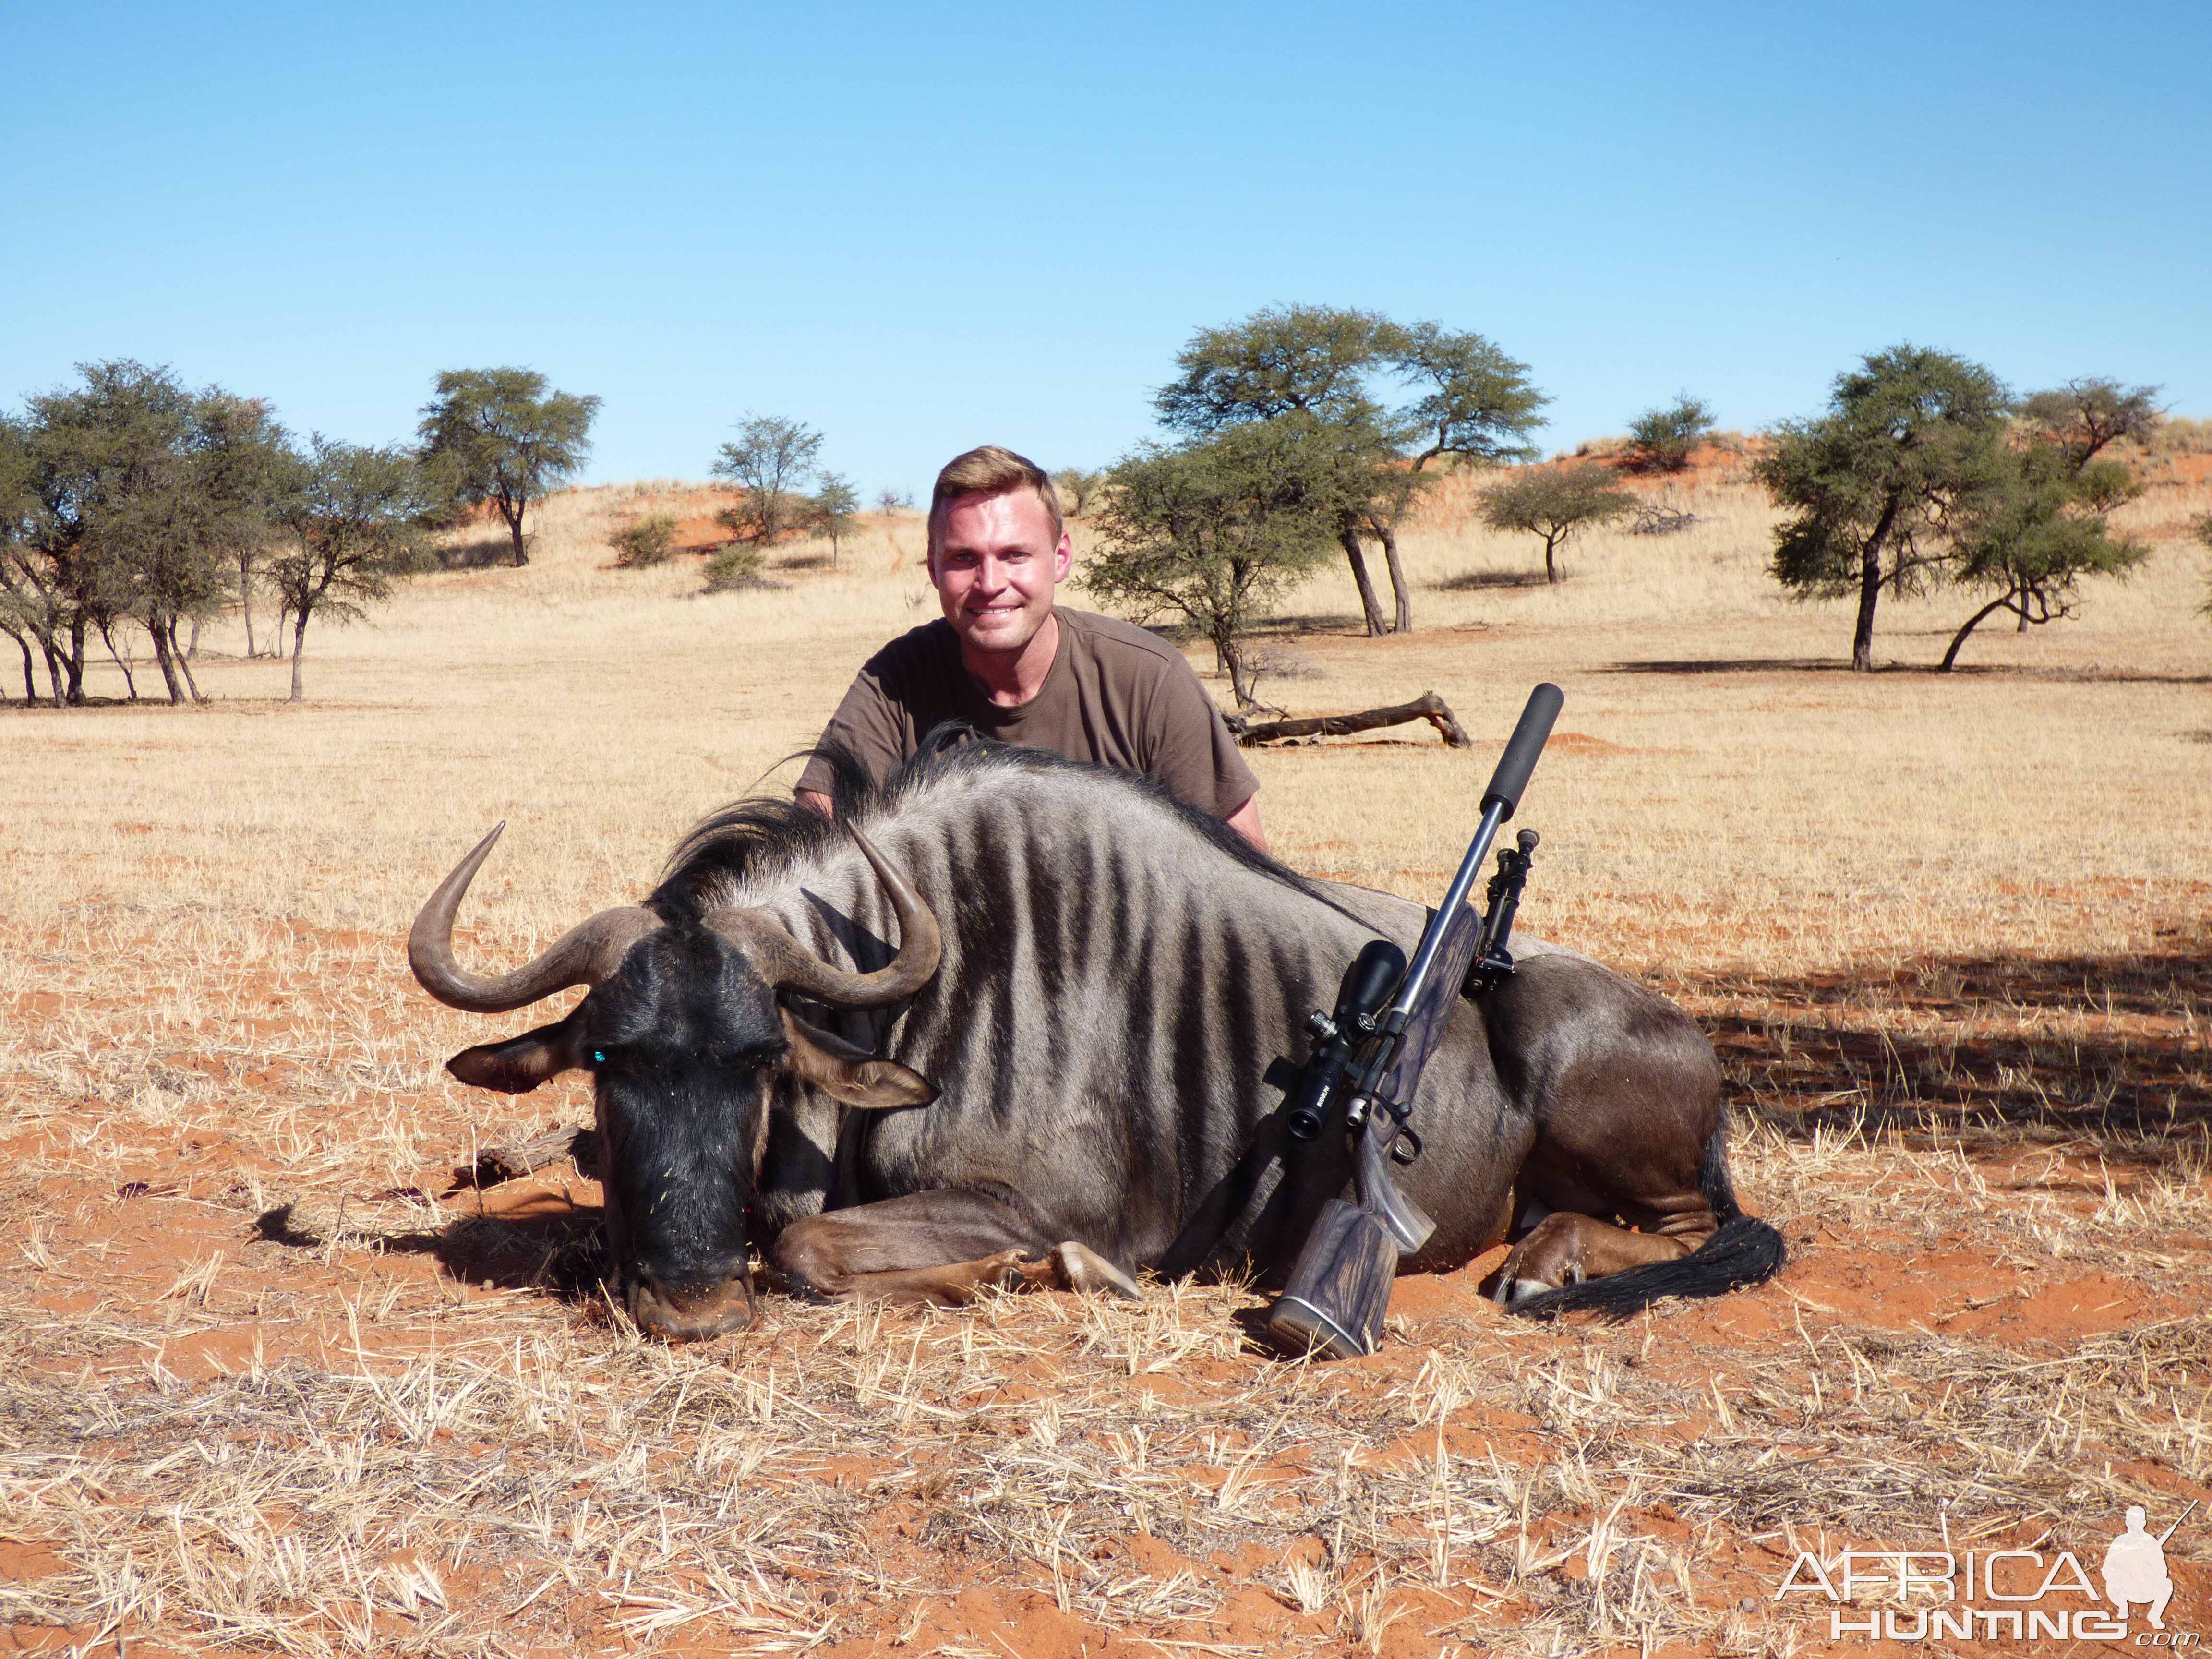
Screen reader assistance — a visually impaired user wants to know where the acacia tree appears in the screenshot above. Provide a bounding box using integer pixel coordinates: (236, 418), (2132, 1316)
(1051, 467), (1105, 518)
(1390, 320), (1550, 471)
(418, 368), (599, 566)
(1624, 393), (1715, 473)
(269, 438), (429, 701)
(1936, 390), (2152, 670)
(2020, 378), (2161, 469)
(1755, 346), (2014, 672)
(8, 362), (198, 702)
(1154, 306), (1547, 635)
(0, 419), (46, 702)
(2195, 512), (2212, 623)
(171, 393), (295, 684)
(712, 415), (823, 549)
(0, 362), (292, 705)
(1477, 465), (1637, 584)
(1937, 449), (2146, 669)
(1082, 417), (1342, 709)
(809, 470), (860, 566)
(1370, 320), (1546, 631)
(1155, 306), (1407, 635)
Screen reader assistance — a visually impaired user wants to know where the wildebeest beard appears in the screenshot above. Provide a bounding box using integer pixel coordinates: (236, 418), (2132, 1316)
(579, 928), (784, 1336)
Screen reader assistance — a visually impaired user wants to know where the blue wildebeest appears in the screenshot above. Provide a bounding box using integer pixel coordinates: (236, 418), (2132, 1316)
(409, 739), (1782, 1341)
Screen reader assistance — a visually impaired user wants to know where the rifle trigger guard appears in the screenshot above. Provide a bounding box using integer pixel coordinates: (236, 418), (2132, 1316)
(1378, 1097), (1421, 1166)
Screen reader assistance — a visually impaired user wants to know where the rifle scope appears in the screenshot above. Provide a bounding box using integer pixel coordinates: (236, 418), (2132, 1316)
(1284, 939), (1405, 1141)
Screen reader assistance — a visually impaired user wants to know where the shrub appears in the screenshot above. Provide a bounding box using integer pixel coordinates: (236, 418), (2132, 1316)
(702, 544), (766, 591)
(1625, 394), (1714, 473)
(610, 512), (679, 567)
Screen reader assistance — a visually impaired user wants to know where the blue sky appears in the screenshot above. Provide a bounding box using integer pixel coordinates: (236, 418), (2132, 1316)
(4, 2), (2206, 498)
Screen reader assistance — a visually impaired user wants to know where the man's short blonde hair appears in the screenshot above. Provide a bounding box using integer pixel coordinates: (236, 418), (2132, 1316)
(927, 445), (1064, 560)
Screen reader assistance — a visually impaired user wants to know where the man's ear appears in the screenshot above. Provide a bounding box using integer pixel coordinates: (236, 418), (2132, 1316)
(780, 1008), (937, 1108)
(447, 1015), (586, 1095)
(1051, 529), (1073, 583)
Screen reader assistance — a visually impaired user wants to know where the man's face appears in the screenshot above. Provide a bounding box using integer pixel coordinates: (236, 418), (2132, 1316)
(929, 488), (1071, 657)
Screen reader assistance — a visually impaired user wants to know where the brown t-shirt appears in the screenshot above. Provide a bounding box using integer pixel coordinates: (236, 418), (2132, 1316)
(794, 607), (1260, 817)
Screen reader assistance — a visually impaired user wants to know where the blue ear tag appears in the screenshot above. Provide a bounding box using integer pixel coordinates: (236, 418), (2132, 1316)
(592, 1051), (606, 1064)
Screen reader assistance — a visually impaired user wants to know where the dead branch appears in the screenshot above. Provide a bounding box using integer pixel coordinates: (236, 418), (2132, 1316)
(450, 1123), (597, 1190)
(1630, 502), (1698, 536)
(1228, 689), (1472, 749)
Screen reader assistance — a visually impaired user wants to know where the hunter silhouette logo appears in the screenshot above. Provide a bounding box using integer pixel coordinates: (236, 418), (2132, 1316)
(1772, 1501), (2197, 1644)
(2105, 1503), (2194, 1631)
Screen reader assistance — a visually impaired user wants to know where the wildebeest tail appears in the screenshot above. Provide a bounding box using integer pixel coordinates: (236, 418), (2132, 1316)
(1509, 1119), (1786, 1322)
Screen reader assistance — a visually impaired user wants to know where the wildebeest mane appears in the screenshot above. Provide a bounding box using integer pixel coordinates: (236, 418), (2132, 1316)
(649, 723), (1342, 924)
(885, 723), (1339, 911)
(647, 747), (861, 925)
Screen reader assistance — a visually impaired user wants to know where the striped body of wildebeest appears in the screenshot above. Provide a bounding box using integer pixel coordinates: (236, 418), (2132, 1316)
(409, 737), (1783, 1341)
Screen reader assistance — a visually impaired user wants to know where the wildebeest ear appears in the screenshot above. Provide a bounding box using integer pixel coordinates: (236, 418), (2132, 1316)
(447, 1017), (584, 1094)
(779, 1008), (937, 1108)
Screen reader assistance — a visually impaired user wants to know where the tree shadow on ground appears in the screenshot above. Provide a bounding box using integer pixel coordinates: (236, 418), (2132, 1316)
(1433, 570), (1551, 592)
(1244, 612), (1387, 638)
(1690, 938), (2212, 1164)
(425, 536), (519, 571)
(1602, 657), (1849, 675)
(1604, 657), (2212, 684)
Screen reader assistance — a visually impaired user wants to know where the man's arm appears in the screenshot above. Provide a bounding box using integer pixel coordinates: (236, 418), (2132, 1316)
(793, 646), (928, 813)
(1225, 794), (1266, 853)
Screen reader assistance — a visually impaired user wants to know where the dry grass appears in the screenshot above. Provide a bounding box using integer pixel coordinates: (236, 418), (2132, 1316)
(1, 461), (2208, 1654)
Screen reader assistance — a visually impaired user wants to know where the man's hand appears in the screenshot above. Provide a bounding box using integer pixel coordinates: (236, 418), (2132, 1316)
(1226, 796), (1267, 854)
(798, 788), (834, 819)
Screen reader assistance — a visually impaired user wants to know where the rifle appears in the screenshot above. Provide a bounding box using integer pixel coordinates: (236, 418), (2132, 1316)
(1266, 683), (1564, 1360)
(2156, 1500), (2199, 1547)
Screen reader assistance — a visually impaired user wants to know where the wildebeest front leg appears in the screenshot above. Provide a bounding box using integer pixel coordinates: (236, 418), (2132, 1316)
(770, 1190), (1142, 1307)
(1483, 955), (1726, 1308)
(1490, 1124), (1723, 1305)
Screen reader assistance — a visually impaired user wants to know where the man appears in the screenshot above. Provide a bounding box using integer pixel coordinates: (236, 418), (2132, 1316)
(795, 445), (1266, 849)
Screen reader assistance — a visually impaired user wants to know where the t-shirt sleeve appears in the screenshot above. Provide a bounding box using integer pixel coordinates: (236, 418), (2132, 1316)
(1144, 650), (1261, 817)
(794, 665), (914, 799)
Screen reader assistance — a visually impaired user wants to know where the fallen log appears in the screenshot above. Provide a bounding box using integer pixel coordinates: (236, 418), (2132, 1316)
(450, 1123), (597, 1190)
(1228, 689), (1472, 749)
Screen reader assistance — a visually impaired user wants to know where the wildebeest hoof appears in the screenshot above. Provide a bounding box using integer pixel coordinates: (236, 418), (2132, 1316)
(1050, 1241), (1143, 1298)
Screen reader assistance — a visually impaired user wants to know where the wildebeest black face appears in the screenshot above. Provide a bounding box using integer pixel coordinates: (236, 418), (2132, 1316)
(410, 823), (940, 1341)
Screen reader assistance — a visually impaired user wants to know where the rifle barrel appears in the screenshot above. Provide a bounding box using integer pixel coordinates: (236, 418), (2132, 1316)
(1375, 797), (1507, 1045)
(2155, 1499), (2198, 1545)
(1380, 685), (1562, 1039)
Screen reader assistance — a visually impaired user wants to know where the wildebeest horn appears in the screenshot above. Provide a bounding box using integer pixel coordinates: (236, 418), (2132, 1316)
(705, 826), (941, 1009)
(409, 823), (660, 1013)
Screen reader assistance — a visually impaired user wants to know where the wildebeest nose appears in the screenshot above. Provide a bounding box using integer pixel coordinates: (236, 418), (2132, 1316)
(626, 1266), (756, 1341)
